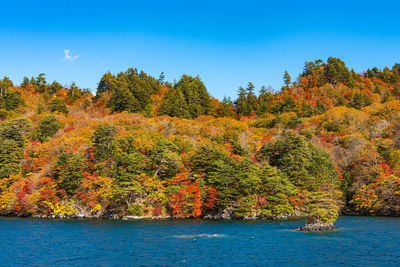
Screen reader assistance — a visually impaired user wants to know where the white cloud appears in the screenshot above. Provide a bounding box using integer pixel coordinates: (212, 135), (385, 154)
(63, 49), (80, 62)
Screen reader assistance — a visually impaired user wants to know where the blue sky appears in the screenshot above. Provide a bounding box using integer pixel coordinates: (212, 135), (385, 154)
(1, 0), (399, 99)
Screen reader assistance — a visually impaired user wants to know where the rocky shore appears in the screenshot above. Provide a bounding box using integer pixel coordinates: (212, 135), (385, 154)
(30, 213), (172, 220)
(5, 208), (339, 232)
(294, 222), (337, 232)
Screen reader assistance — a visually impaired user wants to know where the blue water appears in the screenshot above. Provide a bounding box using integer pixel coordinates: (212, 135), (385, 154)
(0, 216), (399, 266)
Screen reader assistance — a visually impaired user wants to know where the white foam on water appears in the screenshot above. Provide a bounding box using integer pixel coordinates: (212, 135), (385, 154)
(172, 233), (227, 239)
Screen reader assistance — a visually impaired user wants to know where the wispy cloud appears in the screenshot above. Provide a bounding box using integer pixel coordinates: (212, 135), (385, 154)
(63, 49), (80, 62)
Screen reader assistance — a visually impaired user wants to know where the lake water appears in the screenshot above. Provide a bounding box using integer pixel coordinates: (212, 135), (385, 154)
(0, 216), (399, 266)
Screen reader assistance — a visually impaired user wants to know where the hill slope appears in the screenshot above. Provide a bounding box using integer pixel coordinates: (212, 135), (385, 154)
(0, 58), (399, 225)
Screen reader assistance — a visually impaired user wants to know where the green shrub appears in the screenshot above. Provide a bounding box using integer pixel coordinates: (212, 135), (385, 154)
(92, 124), (117, 162)
(50, 98), (68, 114)
(33, 114), (61, 142)
(127, 204), (144, 216)
(3, 91), (25, 111)
(0, 109), (7, 120)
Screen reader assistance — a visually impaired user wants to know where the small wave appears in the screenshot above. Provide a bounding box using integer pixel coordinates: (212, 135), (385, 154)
(172, 234), (227, 239)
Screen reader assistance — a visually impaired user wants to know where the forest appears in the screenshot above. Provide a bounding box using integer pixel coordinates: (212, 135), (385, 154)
(0, 57), (399, 226)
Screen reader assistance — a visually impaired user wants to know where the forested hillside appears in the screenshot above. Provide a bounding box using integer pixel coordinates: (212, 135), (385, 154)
(0, 58), (399, 225)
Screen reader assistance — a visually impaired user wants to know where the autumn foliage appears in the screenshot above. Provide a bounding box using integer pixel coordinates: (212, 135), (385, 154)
(0, 59), (399, 223)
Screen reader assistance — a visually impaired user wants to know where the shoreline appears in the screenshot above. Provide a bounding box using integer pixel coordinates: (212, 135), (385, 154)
(30, 215), (307, 221)
(3, 214), (400, 232)
(2, 213), (399, 221)
(0, 213), (306, 221)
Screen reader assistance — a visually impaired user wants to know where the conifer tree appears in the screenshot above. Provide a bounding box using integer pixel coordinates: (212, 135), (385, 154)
(325, 57), (350, 85)
(235, 86), (248, 116)
(246, 82), (258, 115)
(283, 71), (292, 88)
(21, 77), (30, 88)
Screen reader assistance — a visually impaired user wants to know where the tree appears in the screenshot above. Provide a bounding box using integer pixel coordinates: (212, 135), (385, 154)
(172, 74), (213, 118)
(301, 59), (326, 87)
(151, 139), (181, 180)
(158, 89), (190, 118)
(381, 91), (390, 103)
(235, 83), (259, 116)
(373, 83), (381, 95)
(92, 124), (117, 162)
(325, 57), (350, 85)
(300, 190), (341, 224)
(113, 178), (143, 209)
(111, 151), (149, 184)
(283, 71), (292, 88)
(258, 85), (274, 114)
(48, 81), (63, 94)
(316, 99), (327, 114)
(21, 77), (30, 88)
(300, 101), (313, 117)
(33, 115), (61, 142)
(108, 81), (137, 113)
(235, 86), (249, 116)
(78, 173), (115, 214)
(97, 72), (116, 94)
(393, 85), (399, 97)
(2, 91), (25, 111)
(125, 68), (159, 110)
(168, 172), (203, 217)
(35, 73), (46, 86)
(191, 144), (231, 176)
(393, 63), (400, 75)
(350, 92), (362, 109)
(158, 72), (165, 84)
(54, 152), (86, 195)
(35, 73), (47, 92)
(245, 82), (258, 115)
(237, 159), (261, 195)
(259, 163), (298, 217)
(208, 159), (241, 206)
(0, 77), (11, 97)
(302, 59), (324, 77)
(0, 139), (22, 177)
(350, 175), (400, 216)
(97, 68), (160, 113)
(0, 118), (31, 148)
(215, 97), (235, 117)
(257, 132), (338, 191)
(50, 98), (68, 114)
(273, 96), (297, 114)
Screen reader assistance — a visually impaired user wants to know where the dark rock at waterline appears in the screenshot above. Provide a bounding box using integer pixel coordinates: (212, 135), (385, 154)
(294, 223), (337, 232)
(203, 207), (235, 220)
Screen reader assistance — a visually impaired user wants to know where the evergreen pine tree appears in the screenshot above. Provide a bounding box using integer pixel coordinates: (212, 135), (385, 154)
(283, 71), (292, 88)
(246, 82), (258, 115)
(235, 86), (248, 116)
(350, 92), (363, 109)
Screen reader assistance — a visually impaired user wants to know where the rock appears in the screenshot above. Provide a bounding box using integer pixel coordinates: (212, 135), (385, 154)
(219, 207), (236, 219)
(294, 222), (337, 232)
(203, 207), (237, 220)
